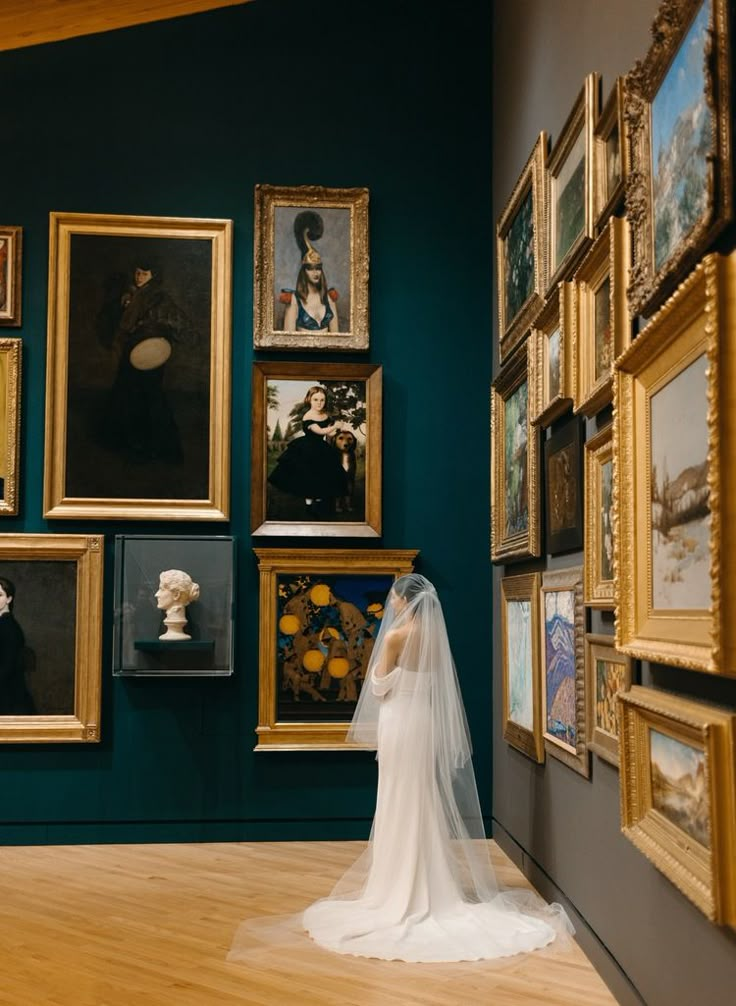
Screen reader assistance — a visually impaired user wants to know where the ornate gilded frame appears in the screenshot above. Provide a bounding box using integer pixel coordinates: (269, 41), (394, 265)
(0, 226), (22, 327)
(620, 685), (736, 927)
(625, 0), (732, 317)
(540, 566), (589, 777)
(254, 547), (418, 751)
(584, 423), (615, 608)
(614, 252), (736, 675)
(253, 184), (369, 352)
(0, 339), (21, 516)
(584, 632), (632, 767)
(572, 215), (631, 418)
(546, 73), (599, 293)
(501, 572), (544, 762)
(593, 78), (628, 230)
(44, 212), (232, 521)
(530, 281), (574, 428)
(496, 132), (548, 362)
(251, 360), (382, 538)
(0, 534), (103, 743)
(491, 338), (541, 563)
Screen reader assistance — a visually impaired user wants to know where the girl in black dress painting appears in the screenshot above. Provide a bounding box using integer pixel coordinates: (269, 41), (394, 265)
(268, 386), (347, 512)
(0, 576), (35, 715)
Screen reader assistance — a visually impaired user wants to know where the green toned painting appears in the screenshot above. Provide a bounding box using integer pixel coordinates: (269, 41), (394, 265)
(505, 187), (535, 324)
(504, 380), (528, 536)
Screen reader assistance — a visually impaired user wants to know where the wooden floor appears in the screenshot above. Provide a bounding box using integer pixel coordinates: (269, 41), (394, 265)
(0, 840), (618, 1006)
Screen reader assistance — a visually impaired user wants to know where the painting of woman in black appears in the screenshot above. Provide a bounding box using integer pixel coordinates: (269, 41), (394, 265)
(0, 576), (35, 715)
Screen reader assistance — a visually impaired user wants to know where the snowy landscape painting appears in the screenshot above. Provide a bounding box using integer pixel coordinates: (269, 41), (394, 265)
(650, 728), (710, 849)
(506, 598), (534, 732)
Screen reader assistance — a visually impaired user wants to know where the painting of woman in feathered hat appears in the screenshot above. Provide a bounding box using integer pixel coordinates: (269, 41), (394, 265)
(279, 211), (341, 334)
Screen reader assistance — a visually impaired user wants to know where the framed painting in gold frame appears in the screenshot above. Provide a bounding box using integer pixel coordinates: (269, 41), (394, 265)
(546, 73), (599, 292)
(0, 226), (22, 327)
(253, 548), (418, 751)
(593, 78), (628, 230)
(619, 686), (736, 927)
(625, 0), (732, 317)
(584, 632), (632, 767)
(584, 423), (614, 608)
(501, 572), (543, 762)
(44, 212), (233, 521)
(251, 361), (382, 538)
(540, 565), (589, 777)
(496, 132), (548, 362)
(530, 281), (573, 428)
(253, 184), (369, 352)
(614, 252), (736, 675)
(0, 534), (103, 743)
(0, 339), (21, 516)
(491, 338), (541, 563)
(572, 215), (630, 418)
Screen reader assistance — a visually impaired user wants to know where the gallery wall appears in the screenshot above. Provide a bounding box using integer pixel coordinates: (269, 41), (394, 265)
(492, 2), (736, 1005)
(0, 0), (492, 842)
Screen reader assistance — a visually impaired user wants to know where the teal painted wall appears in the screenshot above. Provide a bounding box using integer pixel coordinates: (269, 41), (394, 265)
(0, 0), (493, 842)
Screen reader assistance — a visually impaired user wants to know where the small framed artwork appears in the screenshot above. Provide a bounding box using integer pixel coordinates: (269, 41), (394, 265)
(572, 215), (631, 418)
(0, 226), (22, 327)
(625, 0), (732, 317)
(530, 281), (573, 427)
(544, 414), (584, 556)
(540, 565), (588, 777)
(112, 535), (235, 677)
(584, 423), (614, 608)
(501, 572), (544, 762)
(496, 132), (548, 362)
(253, 184), (369, 352)
(584, 632), (632, 767)
(253, 547), (418, 750)
(251, 361), (382, 538)
(614, 252), (736, 675)
(491, 338), (541, 563)
(546, 73), (600, 292)
(0, 534), (103, 743)
(619, 685), (736, 926)
(43, 212), (233, 521)
(593, 78), (628, 230)
(0, 339), (21, 516)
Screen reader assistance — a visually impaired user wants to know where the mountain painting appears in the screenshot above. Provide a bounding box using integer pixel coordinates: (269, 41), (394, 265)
(543, 588), (577, 749)
(650, 728), (710, 849)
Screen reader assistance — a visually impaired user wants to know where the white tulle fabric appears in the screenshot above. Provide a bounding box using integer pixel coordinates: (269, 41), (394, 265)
(300, 574), (573, 963)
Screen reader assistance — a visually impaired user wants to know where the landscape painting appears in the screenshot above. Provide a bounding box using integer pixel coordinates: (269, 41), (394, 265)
(506, 598), (534, 731)
(595, 657), (625, 739)
(505, 187), (535, 325)
(547, 327), (561, 401)
(594, 276), (612, 382)
(600, 457), (614, 582)
(606, 122), (622, 200)
(650, 727), (710, 848)
(544, 588), (577, 749)
(504, 380), (529, 537)
(554, 127), (586, 272)
(651, 0), (712, 274)
(649, 353), (711, 610)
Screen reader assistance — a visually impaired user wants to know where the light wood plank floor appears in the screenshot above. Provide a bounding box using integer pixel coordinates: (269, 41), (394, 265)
(0, 840), (617, 1006)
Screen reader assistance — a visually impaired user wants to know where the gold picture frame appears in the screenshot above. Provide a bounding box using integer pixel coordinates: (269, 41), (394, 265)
(253, 184), (369, 352)
(530, 281), (573, 428)
(572, 215), (631, 418)
(491, 338), (541, 563)
(619, 685), (736, 927)
(593, 77), (628, 230)
(614, 252), (736, 675)
(584, 632), (632, 767)
(254, 547), (418, 751)
(546, 73), (599, 293)
(0, 226), (22, 327)
(540, 566), (589, 777)
(496, 132), (548, 362)
(501, 572), (544, 762)
(0, 534), (103, 743)
(44, 212), (233, 521)
(625, 0), (732, 317)
(0, 339), (21, 516)
(584, 423), (615, 608)
(251, 361), (382, 538)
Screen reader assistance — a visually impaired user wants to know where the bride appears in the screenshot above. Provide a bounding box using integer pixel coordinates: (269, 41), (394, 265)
(302, 573), (571, 963)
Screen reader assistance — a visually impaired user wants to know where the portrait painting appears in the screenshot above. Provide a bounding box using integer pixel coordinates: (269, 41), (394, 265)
(44, 213), (232, 520)
(585, 424), (615, 607)
(544, 415), (584, 554)
(0, 339), (21, 515)
(0, 226), (22, 327)
(251, 361), (382, 538)
(501, 573), (543, 762)
(530, 283), (573, 428)
(585, 633), (632, 766)
(254, 185), (369, 352)
(619, 686), (736, 925)
(594, 276), (612, 382)
(0, 534), (103, 744)
(254, 548), (418, 750)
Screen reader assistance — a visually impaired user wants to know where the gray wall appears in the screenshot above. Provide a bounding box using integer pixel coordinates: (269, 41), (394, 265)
(492, 2), (736, 1005)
